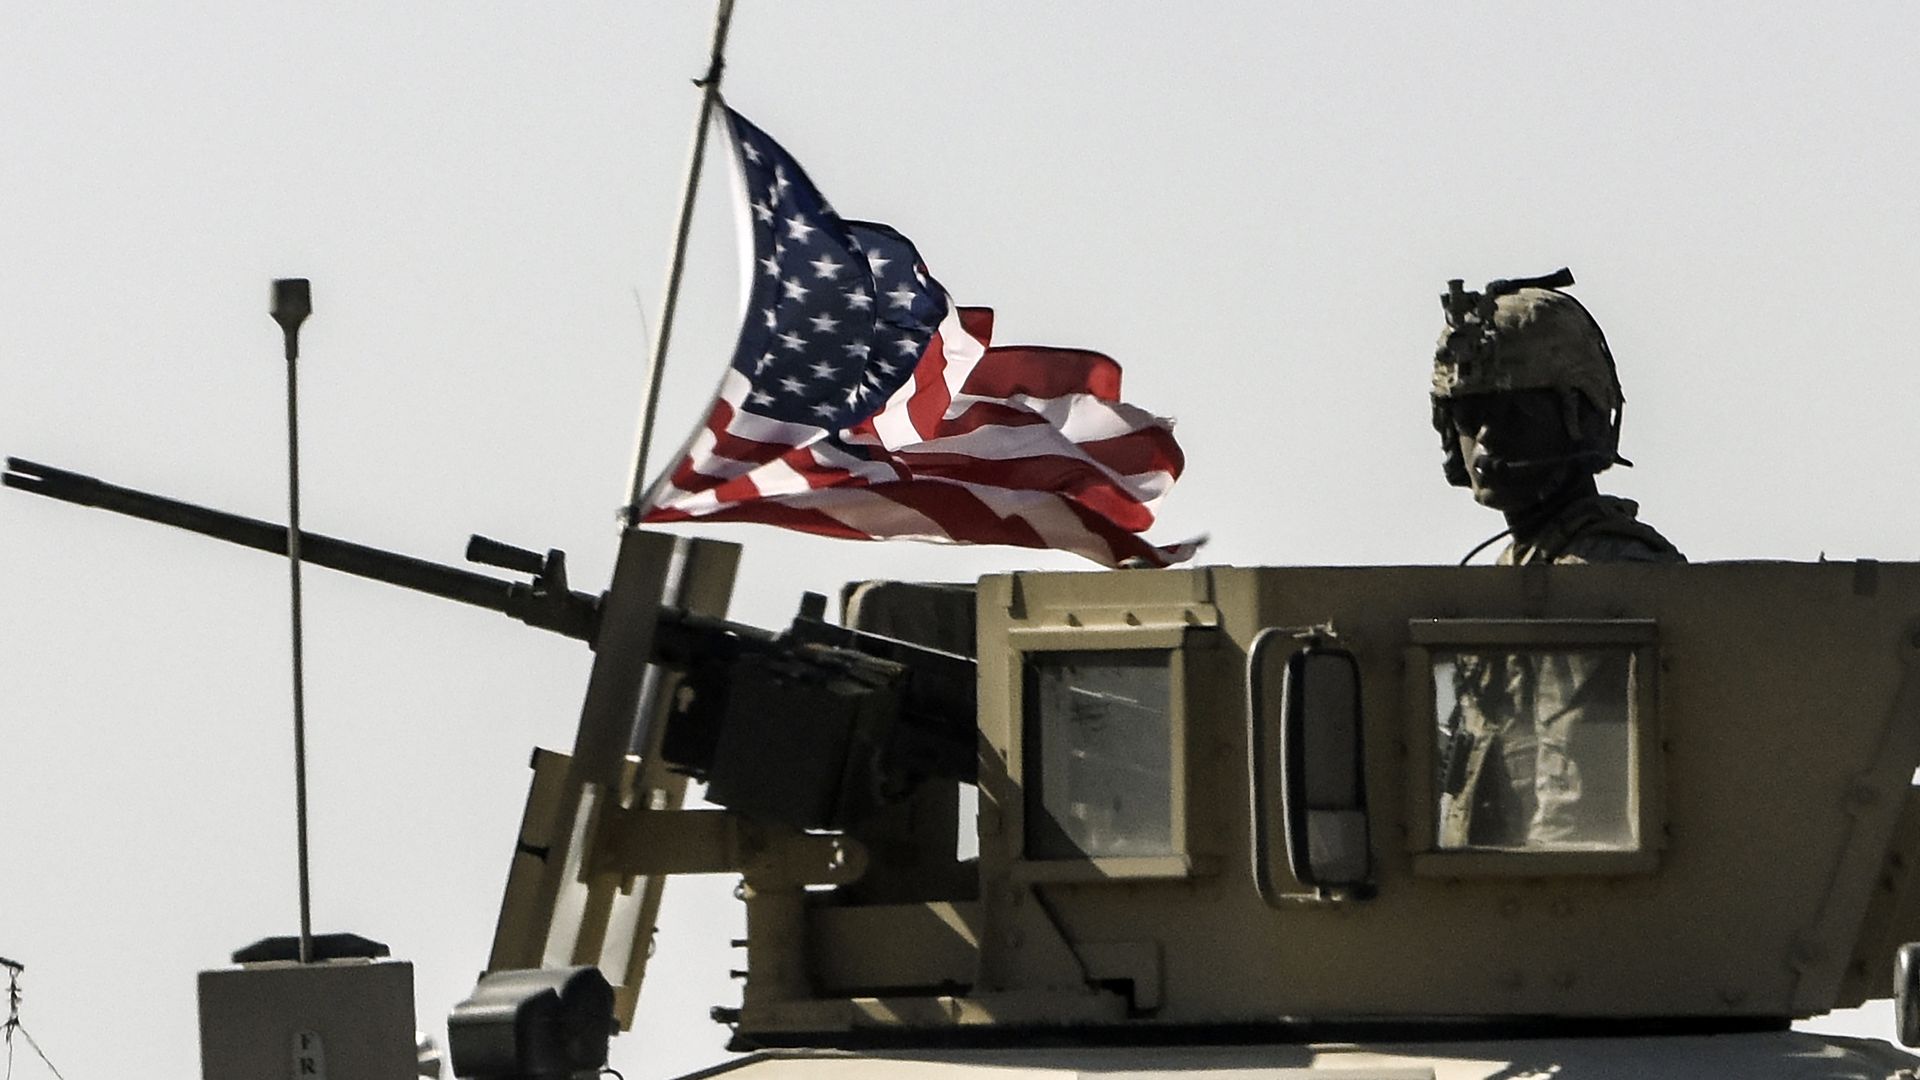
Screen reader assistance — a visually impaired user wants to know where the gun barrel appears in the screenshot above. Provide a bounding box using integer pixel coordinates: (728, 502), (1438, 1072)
(4, 457), (597, 640)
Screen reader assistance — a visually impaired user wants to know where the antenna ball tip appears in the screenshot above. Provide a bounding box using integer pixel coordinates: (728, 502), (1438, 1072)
(271, 278), (312, 324)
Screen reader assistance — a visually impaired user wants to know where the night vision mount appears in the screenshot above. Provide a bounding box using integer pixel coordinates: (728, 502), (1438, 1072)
(1440, 266), (1576, 330)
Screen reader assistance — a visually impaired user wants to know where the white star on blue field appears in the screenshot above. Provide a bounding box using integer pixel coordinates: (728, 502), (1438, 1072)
(724, 107), (948, 432)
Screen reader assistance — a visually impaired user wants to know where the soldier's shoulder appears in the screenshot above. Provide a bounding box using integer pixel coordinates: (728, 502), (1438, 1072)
(1551, 496), (1685, 564)
(1552, 532), (1685, 564)
(1502, 495), (1685, 565)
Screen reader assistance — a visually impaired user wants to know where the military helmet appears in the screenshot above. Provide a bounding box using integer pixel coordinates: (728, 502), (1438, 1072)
(1431, 268), (1629, 486)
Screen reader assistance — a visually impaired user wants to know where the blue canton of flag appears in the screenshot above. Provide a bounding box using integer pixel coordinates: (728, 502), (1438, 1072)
(728, 110), (941, 430)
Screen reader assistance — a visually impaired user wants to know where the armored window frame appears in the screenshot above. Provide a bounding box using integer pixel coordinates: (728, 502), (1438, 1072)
(1005, 625), (1199, 882)
(1405, 618), (1663, 877)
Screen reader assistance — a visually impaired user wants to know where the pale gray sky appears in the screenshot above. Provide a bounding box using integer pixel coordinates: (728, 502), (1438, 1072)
(3, 3), (1918, 1077)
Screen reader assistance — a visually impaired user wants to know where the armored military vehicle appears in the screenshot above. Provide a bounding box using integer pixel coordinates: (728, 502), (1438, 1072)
(13, 451), (1920, 1079)
(538, 552), (1920, 1080)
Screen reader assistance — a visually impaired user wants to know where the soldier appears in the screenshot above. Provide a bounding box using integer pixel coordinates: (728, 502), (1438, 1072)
(1431, 269), (1683, 567)
(1429, 270), (1684, 848)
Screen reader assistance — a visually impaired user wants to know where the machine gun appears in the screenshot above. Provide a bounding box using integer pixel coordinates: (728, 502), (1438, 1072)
(2, 457), (976, 831)
(8, 453), (982, 1064)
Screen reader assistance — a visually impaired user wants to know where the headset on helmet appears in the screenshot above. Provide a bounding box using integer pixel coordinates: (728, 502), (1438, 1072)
(1430, 268), (1630, 487)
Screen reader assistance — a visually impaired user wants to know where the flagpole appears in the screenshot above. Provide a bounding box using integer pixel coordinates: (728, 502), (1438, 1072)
(623, 0), (737, 525)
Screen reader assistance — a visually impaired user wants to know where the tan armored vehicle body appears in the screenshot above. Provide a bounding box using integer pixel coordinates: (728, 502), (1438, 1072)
(482, 550), (1920, 1077)
(551, 559), (1907, 1078)
(712, 562), (1920, 1036)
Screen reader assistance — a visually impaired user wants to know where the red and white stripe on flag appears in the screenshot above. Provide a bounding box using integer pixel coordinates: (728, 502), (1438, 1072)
(640, 306), (1196, 568)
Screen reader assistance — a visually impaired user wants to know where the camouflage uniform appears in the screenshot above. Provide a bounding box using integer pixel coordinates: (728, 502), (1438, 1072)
(1440, 497), (1684, 848)
(1498, 493), (1683, 566)
(1431, 272), (1684, 848)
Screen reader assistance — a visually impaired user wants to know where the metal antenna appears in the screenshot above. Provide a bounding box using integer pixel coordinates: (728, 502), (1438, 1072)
(2, 955), (67, 1079)
(3, 954), (21, 1074)
(270, 277), (316, 965)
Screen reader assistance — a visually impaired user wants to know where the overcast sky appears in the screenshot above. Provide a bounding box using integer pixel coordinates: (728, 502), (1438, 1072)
(4, 3), (1919, 1077)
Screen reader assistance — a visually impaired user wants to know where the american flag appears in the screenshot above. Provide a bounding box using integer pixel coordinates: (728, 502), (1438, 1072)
(639, 106), (1196, 568)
